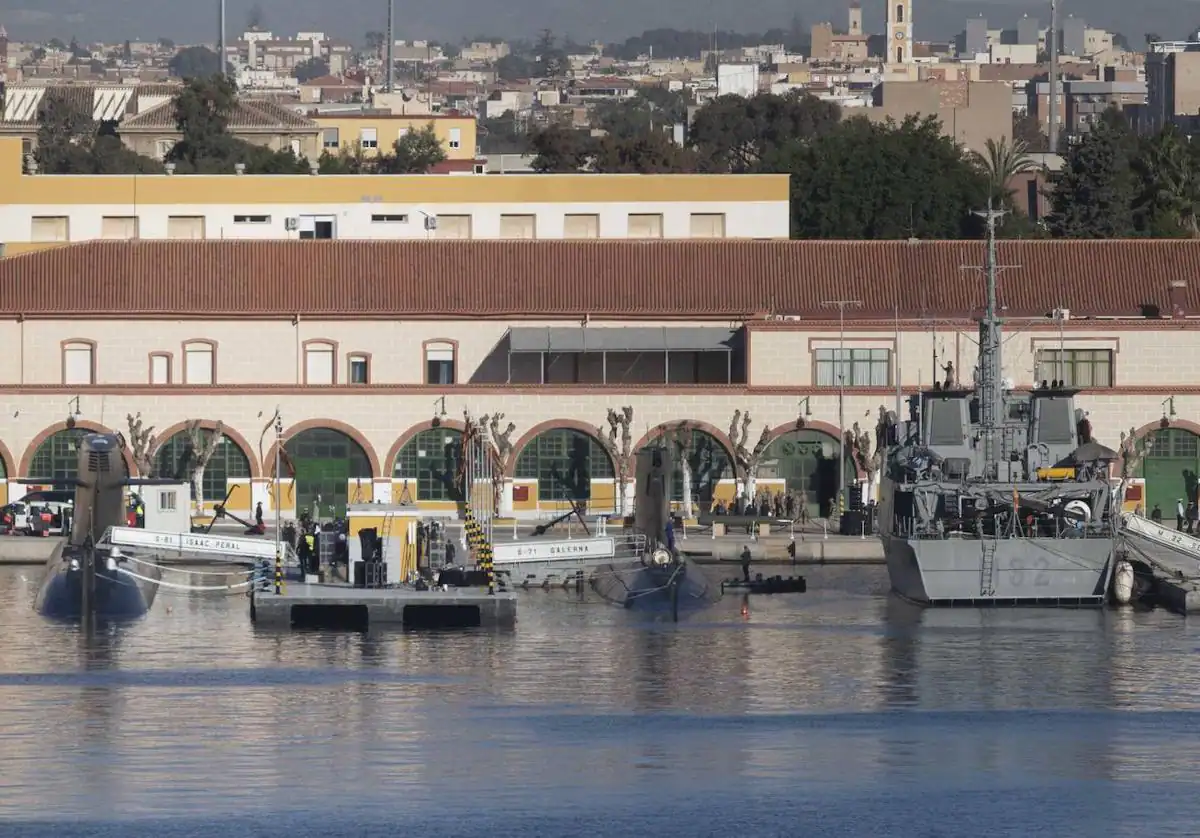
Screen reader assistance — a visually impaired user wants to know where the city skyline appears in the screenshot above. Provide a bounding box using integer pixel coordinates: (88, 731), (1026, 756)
(0, 0), (1192, 48)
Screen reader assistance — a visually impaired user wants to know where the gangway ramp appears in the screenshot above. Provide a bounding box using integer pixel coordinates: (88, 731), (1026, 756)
(1120, 514), (1200, 613)
(101, 527), (297, 567)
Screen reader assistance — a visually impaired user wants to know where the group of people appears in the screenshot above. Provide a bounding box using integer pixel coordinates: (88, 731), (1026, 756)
(709, 489), (810, 522)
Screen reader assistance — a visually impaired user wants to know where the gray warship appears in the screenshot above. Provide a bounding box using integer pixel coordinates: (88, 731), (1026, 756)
(877, 208), (1119, 606)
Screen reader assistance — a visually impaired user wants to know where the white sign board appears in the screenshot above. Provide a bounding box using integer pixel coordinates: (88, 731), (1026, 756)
(108, 527), (278, 560)
(492, 537), (615, 565)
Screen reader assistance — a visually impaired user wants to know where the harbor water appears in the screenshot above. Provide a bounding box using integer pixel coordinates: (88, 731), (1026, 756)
(2, 563), (1200, 836)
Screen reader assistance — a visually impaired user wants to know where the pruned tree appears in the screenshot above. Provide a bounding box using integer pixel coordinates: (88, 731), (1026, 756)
(1118, 426), (1153, 479)
(845, 421), (876, 497)
(184, 419), (224, 513)
(481, 411), (517, 515)
(666, 422), (696, 519)
(125, 412), (157, 477)
(597, 406), (634, 514)
(729, 410), (772, 499)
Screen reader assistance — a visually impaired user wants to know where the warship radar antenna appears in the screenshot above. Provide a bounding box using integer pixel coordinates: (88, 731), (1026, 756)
(961, 203), (1019, 480)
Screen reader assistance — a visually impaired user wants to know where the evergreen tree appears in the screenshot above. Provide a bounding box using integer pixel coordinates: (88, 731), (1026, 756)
(1044, 109), (1139, 238)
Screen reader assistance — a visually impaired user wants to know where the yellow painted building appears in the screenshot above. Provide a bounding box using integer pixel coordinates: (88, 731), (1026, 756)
(312, 114), (478, 160)
(0, 138), (790, 255)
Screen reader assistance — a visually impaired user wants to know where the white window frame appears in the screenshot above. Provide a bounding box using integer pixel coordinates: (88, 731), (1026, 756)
(304, 341), (336, 385)
(183, 342), (215, 385)
(63, 341), (94, 386)
(448, 127), (461, 149)
(360, 127), (378, 149)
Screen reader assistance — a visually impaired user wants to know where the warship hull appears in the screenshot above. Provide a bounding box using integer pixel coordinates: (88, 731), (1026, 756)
(883, 534), (1114, 606)
(34, 548), (159, 621)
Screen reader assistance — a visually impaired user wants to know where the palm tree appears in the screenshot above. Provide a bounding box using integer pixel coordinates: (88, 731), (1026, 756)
(971, 136), (1040, 204)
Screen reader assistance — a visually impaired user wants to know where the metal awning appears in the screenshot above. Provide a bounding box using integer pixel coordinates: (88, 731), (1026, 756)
(507, 326), (737, 354)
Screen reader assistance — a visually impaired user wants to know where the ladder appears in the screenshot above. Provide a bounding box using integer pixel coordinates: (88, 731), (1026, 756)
(979, 540), (997, 596)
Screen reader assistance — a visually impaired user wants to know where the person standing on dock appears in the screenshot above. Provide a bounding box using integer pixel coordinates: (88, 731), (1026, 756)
(741, 545), (752, 583)
(1178, 499), (1186, 531)
(1151, 504), (1163, 524)
(255, 502), (264, 532)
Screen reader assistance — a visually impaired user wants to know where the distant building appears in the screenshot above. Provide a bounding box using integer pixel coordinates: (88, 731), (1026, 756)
(1017, 16), (1040, 46)
(887, 0), (914, 64)
(0, 137), (790, 255)
(1144, 42), (1200, 135)
(1062, 17), (1086, 57)
(716, 64), (759, 98)
(963, 18), (988, 58)
(866, 80), (1012, 156)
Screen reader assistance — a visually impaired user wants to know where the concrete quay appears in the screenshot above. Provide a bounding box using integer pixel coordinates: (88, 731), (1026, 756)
(0, 537), (60, 564)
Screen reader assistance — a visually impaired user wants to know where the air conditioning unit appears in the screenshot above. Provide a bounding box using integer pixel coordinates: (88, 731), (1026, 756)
(284, 217), (299, 231)
(423, 215), (438, 231)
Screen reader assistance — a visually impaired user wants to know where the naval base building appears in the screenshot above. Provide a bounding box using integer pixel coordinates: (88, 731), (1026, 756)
(0, 237), (1195, 520)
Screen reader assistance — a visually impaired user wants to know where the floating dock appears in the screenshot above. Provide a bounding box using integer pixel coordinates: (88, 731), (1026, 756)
(251, 582), (518, 630)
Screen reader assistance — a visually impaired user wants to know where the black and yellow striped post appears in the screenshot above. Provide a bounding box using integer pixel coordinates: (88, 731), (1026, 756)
(463, 509), (495, 596)
(274, 545), (283, 595)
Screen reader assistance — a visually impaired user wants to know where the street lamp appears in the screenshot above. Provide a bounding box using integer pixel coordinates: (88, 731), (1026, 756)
(1162, 397), (1177, 428)
(796, 396), (813, 428)
(822, 299), (862, 520)
(431, 395), (447, 427)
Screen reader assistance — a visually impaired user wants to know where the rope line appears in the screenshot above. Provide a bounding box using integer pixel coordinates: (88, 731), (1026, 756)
(115, 566), (259, 592)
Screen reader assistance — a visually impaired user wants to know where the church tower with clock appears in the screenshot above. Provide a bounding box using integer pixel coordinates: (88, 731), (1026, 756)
(886, 0), (913, 64)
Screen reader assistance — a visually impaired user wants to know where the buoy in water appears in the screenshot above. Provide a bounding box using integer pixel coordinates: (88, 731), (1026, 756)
(1113, 561), (1134, 605)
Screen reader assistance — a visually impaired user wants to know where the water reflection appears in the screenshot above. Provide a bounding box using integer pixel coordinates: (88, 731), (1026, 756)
(0, 566), (1199, 833)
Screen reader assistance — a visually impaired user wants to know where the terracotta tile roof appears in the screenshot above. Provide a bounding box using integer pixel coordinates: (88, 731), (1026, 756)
(120, 98), (317, 131)
(1, 240), (1197, 320)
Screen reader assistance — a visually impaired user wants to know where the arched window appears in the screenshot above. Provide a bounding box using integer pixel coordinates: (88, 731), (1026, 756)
(653, 430), (733, 503)
(393, 428), (463, 501)
(28, 429), (91, 482)
(285, 427), (372, 517)
(515, 428), (614, 501)
(896, 47), (904, 63)
(155, 429), (251, 503)
(896, 4), (904, 23)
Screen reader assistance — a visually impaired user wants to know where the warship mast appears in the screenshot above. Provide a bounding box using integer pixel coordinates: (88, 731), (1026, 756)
(971, 204), (1007, 481)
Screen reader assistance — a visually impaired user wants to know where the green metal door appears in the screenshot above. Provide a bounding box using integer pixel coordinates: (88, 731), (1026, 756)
(1139, 429), (1200, 520)
(294, 458), (350, 520)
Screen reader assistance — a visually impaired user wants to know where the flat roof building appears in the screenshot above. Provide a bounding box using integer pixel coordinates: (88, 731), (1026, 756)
(0, 238), (1196, 520)
(0, 138), (789, 255)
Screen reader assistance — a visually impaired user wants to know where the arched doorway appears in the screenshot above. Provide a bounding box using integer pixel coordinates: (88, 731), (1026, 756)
(285, 427), (372, 518)
(27, 428), (93, 484)
(641, 428), (733, 506)
(393, 428), (463, 503)
(155, 429), (252, 507)
(1139, 427), (1200, 519)
(514, 428), (614, 504)
(759, 429), (855, 519)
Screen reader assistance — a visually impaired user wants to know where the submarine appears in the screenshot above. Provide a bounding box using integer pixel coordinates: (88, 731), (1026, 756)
(591, 443), (721, 619)
(34, 432), (161, 621)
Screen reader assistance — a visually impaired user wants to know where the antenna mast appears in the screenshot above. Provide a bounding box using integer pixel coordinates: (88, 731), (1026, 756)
(964, 204), (1016, 480)
(385, 0), (395, 92)
(1048, 0), (1059, 152)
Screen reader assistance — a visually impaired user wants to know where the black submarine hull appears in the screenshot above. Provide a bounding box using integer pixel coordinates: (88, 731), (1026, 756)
(34, 547), (159, 621)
